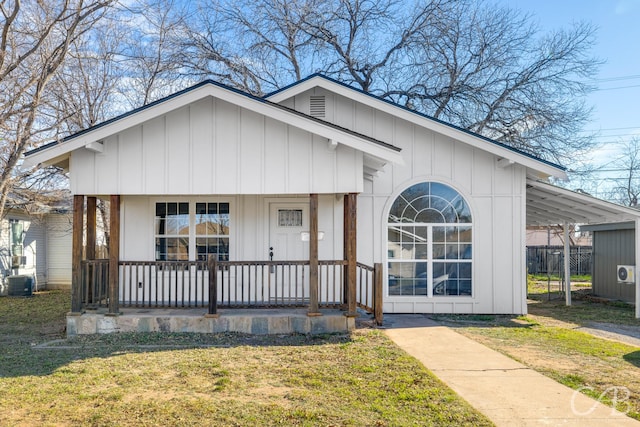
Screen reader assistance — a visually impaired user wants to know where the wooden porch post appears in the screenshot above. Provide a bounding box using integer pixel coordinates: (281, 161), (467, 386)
(345, 193), (358, 317)
(108, 195), (120, 315)
(86, 197), (97, 304)
(308, 193), (321, 316)
(373, 263), (383, 326)
(86, 197), (97, 260)
(71, 195), (85, 314)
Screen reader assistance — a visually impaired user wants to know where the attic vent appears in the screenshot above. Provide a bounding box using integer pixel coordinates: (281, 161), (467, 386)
(309, 96), (325, 117)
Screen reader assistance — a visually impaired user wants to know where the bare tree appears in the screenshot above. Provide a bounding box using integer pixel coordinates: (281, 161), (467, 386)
(0, 0), (116, 220)
(610, 138), (640, 207)
(179, 0), (598, 165)
(386, 0), (599, 163)
(114, 0), (192, 108)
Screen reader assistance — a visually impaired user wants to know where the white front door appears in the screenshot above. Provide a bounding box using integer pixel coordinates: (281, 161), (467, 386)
(269, 202), (309, 261)
(268, 202), (309, 304)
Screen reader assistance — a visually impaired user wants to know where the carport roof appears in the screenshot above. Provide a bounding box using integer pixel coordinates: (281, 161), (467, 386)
(526, 179), (640, 226)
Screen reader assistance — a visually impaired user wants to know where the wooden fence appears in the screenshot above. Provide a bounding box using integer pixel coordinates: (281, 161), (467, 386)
(526, 246), (592, 276)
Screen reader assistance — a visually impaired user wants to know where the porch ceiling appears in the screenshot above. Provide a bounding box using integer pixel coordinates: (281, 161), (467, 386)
(526, 179), (640, 226)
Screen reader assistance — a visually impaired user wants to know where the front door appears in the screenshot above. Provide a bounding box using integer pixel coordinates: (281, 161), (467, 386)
(269, 202), (309, 261)
(269, 202), (309, 304)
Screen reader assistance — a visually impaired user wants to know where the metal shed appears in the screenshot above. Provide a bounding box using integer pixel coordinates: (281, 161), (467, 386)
(580, 221), (636, 303)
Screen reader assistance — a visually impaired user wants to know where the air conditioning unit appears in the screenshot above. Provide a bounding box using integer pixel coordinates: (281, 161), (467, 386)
(7, 275), (33, 297)
(617, 265), (635, 284)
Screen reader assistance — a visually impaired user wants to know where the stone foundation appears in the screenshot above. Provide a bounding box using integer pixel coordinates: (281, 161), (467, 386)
(66, 308), (355, 336)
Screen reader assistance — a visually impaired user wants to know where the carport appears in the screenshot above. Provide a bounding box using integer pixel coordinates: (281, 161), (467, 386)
(526, 179), (640, 317)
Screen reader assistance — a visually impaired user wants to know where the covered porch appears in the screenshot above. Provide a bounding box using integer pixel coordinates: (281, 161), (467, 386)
(69, 193), (383, 335)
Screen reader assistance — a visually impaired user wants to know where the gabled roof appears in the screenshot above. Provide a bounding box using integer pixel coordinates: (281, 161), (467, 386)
(23, 79), (403, 169)
(266, 74), (567, 180)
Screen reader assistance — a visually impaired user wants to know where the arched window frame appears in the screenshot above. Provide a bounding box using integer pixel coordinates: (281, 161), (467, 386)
(387, 182), (473, 298)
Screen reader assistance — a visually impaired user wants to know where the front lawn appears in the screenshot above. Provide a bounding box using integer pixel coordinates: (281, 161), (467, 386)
(0, 291), (491, 426)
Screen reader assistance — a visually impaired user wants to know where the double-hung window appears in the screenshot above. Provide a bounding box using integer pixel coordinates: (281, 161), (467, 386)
(154, 202), (230, 262)
(195, 202), (229, 261)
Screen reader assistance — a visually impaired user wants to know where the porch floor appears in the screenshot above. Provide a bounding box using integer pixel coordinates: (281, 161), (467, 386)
(67, 308), (356, 336)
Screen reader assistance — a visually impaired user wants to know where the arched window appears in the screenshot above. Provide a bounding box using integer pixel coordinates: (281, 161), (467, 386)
(387, 182), (472, 297)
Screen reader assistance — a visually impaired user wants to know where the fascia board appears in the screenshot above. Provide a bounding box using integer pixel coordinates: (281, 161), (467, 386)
(24, 82), (402, 168)
(267, 76), (566, 179)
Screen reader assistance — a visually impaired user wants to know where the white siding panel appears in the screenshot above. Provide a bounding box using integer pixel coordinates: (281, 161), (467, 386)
(119, 126), (143, 194)
(433, 136), (453, 179)
(239, 109), (264, 194)
(288, 127), (312, 193)
(493, 196), (515, 313)
(214, 99), (239, 194)
(46, 214), (72, 288)
(354, 104), (373, 136)
(143, 116), (167, 195)
(239, 195), (260, 260)
(311, 135), (336, 193)
(453, 144), (473, 192)
(121, 196), (151, 261)
(494, 161), (515, 195)
(413, 128), (433, 177)
(96, 135), (119, 194)
(263, 120), (288, 194)
(334, 96), (354, 130)
(70, 150), (96, 194)
(472, 151), (494, 196)
(166, 107), (190, 194)
(25, 218), (47, 287)
(191, 97), (214, 194)
(318, 194), (337, 260)
(392, 122), (413, 186)
(473, 196), (494, 313)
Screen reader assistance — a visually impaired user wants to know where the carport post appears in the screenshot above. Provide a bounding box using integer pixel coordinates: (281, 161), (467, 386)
(564, 222), (571, 307)
(636, 218), (640, 319)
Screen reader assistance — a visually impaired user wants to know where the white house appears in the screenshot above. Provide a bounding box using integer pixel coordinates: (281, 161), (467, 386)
(0, 205), (72, 294)
(23, 74), (640, 326)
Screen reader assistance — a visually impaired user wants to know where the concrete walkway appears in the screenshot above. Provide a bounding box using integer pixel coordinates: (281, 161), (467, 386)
(384, 314), (640, 426)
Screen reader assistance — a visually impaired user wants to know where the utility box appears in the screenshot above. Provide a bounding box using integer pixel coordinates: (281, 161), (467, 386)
(7, 275), (33, 297)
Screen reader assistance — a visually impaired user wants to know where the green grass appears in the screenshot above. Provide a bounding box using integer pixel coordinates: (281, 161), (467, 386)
(528, 274), (591, 283)
(0, 291), (492, 426)
(438, 297), (640, 421)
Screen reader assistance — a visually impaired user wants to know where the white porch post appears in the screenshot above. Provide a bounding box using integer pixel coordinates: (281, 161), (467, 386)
(564, 222), (571, 307)
(635, 218), (640, 318)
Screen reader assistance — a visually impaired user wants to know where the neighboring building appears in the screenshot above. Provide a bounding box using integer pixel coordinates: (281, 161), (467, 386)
(526, 225), (591, 247)
(0, 207), (72, 293)
(22, 74), (640, 318)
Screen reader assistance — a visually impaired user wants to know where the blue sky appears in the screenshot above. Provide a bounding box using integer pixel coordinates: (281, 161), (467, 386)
(497, 0), (640, 191)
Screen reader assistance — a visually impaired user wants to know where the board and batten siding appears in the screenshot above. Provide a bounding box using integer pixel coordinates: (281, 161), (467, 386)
(120, 194), (344, 263)
(70, 97), (363, 196)
(283, 87), (527, 314)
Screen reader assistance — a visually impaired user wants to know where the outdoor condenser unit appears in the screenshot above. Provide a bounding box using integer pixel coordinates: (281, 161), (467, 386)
(617, 265), (635, 284)
(7, 275), (33, 297)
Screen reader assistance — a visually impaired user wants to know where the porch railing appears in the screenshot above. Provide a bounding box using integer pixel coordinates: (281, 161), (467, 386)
(79, 259), (382, 324)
